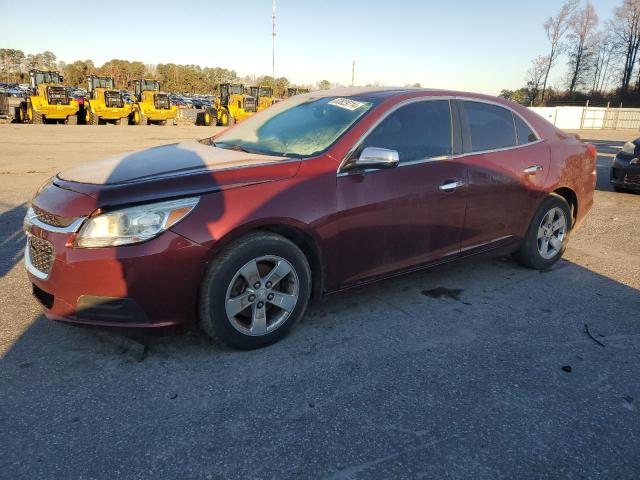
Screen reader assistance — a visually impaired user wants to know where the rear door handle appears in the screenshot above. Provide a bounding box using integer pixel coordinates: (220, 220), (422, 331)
(523, 165), (543, 174)
(439, 180), (465, 192)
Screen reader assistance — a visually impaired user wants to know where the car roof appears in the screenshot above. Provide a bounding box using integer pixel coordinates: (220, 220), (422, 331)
(298, 86), (507, 103)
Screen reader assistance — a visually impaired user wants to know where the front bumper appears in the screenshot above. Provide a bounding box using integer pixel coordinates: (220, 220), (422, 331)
(140, 106), (178, 121)
(25, 215), (211, 328)
(35, 102), (79, 120)
(610, 155), (640, 191)
(92, 107), (132, 120)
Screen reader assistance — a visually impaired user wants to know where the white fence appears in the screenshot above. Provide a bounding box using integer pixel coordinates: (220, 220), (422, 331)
(529, 105), (640, 130)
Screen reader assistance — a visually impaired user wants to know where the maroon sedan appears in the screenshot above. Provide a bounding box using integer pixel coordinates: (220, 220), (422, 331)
(24, 88), (597, 349)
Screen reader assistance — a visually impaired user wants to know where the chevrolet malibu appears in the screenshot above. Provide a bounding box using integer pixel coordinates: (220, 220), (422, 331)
(24, 88), (597, 349)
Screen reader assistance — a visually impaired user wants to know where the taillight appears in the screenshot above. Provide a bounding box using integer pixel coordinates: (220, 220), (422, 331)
(586, 143), (597, 159)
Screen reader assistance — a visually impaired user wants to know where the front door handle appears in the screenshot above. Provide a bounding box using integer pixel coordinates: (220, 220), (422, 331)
(523, 165), (544, 174)
(439, 180), (465, 192)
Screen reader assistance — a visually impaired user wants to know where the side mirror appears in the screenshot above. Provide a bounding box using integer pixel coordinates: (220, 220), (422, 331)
(351, 147), (399, 171)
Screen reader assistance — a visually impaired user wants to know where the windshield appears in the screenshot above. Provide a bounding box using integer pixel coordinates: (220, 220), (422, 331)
(142, 80), (159, 91)
(228, 84), (243, 95)
(214, 95), (377, 158)
(35, 72), (61, 85)
(92, 77), (114, 89)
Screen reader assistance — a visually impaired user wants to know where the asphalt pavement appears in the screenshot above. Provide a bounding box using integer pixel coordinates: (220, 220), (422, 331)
(0, 125), (638, 480)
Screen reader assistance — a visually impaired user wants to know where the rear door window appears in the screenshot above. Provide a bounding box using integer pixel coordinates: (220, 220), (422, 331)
(359, 100), (452, 163)
(463, 101), (517, 152)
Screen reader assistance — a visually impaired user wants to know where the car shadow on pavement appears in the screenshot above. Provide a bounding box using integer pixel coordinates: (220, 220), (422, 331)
(3, 251), (639, 366)
(1, 253), (639, 479)
(0, 203), (27, 279)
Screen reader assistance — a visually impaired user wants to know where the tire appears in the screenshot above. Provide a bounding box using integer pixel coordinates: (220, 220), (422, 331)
(204, 108), (216, 126)
(613, 185), (629, 193)
(28, 101), (44, 124)
(132, 106), (145, 126)
(512, 194), (572, 270)
(86, 103), (99, 125)
(199, 232), (311, 350)
(14, 105), (24, 123)
(218, 108), (234, 127)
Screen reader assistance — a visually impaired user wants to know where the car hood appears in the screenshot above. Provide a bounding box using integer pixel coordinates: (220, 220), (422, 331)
(54, 140), (300, 207)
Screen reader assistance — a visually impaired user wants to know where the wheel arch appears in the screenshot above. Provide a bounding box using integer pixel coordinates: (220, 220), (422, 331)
(208, 220), (325, 300)
(552, 187), (578, 226)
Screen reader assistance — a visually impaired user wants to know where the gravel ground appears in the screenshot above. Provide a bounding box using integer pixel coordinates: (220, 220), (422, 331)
(0, 125), (638, 480)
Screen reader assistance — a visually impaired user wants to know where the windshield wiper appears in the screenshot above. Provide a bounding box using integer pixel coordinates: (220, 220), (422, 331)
(212, 142), (254, 154)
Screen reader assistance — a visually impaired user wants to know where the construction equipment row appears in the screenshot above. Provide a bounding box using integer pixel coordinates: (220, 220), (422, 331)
(13, 69), (308, 126)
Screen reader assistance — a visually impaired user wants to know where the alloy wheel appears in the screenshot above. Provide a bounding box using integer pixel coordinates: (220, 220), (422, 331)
(225, 255), (300, 336)
(537, 207), (567, 259)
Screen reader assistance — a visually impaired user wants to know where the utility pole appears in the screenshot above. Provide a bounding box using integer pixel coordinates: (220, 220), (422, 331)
(351, 60), (355, 87)
(272, 0), (276, 79)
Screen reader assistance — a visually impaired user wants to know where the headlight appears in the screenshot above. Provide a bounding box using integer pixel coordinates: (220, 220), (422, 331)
(75, 197), (199, 248)
(622, 141), (637, 156)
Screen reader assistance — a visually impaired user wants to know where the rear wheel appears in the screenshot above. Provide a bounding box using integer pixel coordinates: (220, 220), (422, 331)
(512, 194), (572, 270)
(199, 232), (311, 350)
(218, 108), (234, 126)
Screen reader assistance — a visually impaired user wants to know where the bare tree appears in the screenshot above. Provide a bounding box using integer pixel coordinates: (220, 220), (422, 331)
(526, 55), (549, 105)
(614, 0), (640, 91)
(541, 0), (578, 103)
(566, 2), (598, 95)
(590, 29), (618, 95)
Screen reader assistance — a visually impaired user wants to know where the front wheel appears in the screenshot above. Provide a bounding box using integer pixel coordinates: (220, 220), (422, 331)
(512, 194), (572, 270)
(204, 107), (216, 126)
(199, 232), (311, 349)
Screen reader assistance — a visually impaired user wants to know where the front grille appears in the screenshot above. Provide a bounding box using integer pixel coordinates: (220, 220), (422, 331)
(104, 90), (124, 108)
(154, 93), (170, 109)
(32, 206), (75, 227)
(28, 236), (54, 275)
(46, 86), (70, 105)
(625, 173), (640, 185)
(244, 96), (257, 112)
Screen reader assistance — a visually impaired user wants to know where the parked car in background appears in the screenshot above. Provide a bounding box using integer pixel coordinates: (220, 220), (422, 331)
(611, 139), (640, 193)
(23, 88), (596, 349)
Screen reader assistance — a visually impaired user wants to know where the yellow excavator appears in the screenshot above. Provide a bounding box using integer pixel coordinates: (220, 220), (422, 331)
(84, 75), (132, 125)
(130, 79), (177, 126)
(203, 83), (256, 126)
(19, 70), (79, 124)
(249, 86), (276, 112)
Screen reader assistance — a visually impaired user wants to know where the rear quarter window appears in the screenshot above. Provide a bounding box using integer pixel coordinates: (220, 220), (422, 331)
(513, 113), (538, 145)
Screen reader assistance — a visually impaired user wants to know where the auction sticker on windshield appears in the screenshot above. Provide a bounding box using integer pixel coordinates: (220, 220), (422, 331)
(327, 98), (366, 111)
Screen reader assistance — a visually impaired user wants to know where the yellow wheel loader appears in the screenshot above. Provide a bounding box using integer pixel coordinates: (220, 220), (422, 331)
(84, 75), (132, 125)
(19, 70), (79, 124)
(130, 79), (177, 126)
(249, 86), (276, 112)
(286, 87), (309, 98)
(204, 83), (256, 127)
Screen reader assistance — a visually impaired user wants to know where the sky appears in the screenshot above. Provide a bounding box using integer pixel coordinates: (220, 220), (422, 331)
(0, 0), (621, 95)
